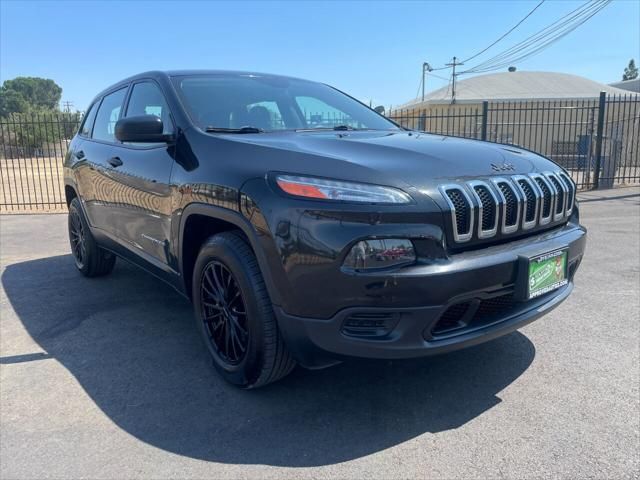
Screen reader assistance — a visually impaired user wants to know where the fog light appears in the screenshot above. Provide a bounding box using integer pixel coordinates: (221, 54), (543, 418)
(343, 239), (415, 270)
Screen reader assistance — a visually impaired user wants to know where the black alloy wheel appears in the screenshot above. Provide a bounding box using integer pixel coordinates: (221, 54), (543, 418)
(200, 260), (249, 365)
(67, 197), (116, 277)
(192, 231), (296, 388)
(69, 207), (87, 269)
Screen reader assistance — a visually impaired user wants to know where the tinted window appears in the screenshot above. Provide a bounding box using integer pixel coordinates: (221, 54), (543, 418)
(79, 102), (99, 137)
(125, 82), (173, 134)
(92, 88), (127, 142)
(173, 74), (397, 132)
(296, 96), (358, 129)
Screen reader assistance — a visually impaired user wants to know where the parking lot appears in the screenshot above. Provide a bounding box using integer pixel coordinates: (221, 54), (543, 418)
(0, 187), (638, 479)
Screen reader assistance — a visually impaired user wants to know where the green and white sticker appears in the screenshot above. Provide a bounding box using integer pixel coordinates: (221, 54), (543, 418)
(528, 250), (568, 299)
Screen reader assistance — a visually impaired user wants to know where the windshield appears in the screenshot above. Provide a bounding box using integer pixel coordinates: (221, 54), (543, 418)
(172, 74), (399, 132)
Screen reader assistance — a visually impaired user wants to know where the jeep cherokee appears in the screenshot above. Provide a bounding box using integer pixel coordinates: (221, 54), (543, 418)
(64, 70), (587, 388)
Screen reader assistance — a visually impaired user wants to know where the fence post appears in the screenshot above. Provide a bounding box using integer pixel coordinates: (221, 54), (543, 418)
(481, 101), (488, 141)
(593, 91), (607, 189)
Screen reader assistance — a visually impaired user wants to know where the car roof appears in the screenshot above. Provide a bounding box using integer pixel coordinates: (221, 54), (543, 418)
(91, 69), (318, 104)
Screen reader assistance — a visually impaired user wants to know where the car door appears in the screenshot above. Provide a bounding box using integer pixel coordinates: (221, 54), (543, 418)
(76, 87), (128, 237)
(107, 80), (175, 268)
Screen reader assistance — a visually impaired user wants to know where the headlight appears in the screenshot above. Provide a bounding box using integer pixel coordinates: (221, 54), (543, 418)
(275, 174), (412, 204)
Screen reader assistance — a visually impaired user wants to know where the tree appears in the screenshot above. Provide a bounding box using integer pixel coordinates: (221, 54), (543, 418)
(0, 77), (78, 154)
(622, 59), (638, 81)
(0, 77), (62, 116)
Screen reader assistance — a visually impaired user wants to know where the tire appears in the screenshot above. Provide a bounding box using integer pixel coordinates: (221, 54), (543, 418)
(192, 231), (296, 388)
(68, 197), (116, 277)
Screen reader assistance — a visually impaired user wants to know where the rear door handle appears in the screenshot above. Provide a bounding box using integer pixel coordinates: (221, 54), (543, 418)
(107, 156), (123, 168)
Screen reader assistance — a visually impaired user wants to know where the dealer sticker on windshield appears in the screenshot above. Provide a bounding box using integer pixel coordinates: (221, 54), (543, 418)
(528, 249), (568, 299)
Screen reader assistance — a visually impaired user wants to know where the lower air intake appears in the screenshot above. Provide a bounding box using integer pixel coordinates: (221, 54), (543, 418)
(342, 312), (398, 338)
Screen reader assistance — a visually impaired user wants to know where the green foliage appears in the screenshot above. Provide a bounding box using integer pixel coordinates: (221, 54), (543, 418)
(0, 77), (80, 154)
(0, 89), (30, 116)
(0, 77), (63, 116)
(622, 59), (638, 81)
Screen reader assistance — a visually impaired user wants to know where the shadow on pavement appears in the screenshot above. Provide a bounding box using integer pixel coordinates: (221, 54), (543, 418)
(2, 254), (535, 467)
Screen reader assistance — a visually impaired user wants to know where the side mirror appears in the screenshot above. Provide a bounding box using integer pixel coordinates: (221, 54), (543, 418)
(115, 115), (173, 143)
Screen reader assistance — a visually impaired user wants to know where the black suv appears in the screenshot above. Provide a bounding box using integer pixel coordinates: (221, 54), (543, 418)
(64, 70), (586, 388)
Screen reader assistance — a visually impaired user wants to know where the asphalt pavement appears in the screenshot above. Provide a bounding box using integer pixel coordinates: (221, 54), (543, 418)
(1, 187), (638, 479)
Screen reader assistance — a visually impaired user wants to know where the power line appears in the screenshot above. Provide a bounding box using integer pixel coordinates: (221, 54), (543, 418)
(472, 4), (609, 73)
(461, 0), (545, 64)
(470, 2), (610, 73)
(461, 0), (611, 74)
(464, 1), (597, 72)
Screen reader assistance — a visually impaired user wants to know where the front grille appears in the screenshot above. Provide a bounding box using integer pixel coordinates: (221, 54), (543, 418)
(518, 179), (537, 222)
(474, 185), (496, 231)
(440, 171), (574, 244)
(446, 189), (470, 234)
(441, 186), (473, 242)
(548, 175), (566, 215)
(535, 177), (553, 219)
(497, 181), (519, 227)
(559, 172), (575, 216)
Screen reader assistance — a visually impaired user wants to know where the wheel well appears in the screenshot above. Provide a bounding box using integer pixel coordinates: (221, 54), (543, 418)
(181, 214), (248, 298)
(65, 185), (77, 206)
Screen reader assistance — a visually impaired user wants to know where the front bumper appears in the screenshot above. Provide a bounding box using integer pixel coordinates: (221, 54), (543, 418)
(275, 223), (586, 368)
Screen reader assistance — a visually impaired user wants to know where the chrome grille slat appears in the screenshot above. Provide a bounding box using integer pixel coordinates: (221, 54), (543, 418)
(530, 173), (553, 225)
(467, 180), (498, 239)
(545, 172), (567, 222)
(439, 185), (474, 243)
(441, 171), (571, 244)
(513, 175), (539, 230)
(491, 177), (521, 235)
(557, 172), (575, 218)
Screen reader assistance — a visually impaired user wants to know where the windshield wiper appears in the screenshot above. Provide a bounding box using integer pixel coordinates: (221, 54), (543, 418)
(296, 125), (359, 132)
(205, 126), (264, 134)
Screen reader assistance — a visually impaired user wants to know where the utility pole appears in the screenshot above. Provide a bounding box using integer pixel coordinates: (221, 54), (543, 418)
(421, 62), (432, 102)
(445, 57), (464, 104)
(63, 101), (74, 113)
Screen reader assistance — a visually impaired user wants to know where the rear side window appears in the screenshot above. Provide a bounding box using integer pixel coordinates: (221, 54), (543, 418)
(295, 96), (357, 129)
(79, 102), (99, 137)
(125, 82), (173, 134)
(92, 88), (127, 142)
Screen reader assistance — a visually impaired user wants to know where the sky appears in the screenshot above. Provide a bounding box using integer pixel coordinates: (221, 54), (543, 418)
(1, 0), (639, 111)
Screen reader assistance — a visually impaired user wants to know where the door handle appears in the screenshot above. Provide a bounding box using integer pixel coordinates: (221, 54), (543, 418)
(107, 156), (123, 168)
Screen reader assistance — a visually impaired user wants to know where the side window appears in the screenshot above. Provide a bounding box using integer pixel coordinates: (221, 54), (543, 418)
(295, 96), (359, 129)
(126, 82), (173, 134)
(92, 88), (127, 142)
(79, 102), (99, 137)
(243, 101), (284, 130)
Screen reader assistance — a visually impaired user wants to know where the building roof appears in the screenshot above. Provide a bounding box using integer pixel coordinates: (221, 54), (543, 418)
(399, 71), (634, 107)
(608, 78), (640, 93)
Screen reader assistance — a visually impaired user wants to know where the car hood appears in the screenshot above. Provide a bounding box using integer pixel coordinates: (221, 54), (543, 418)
(232, 130), (559, 191)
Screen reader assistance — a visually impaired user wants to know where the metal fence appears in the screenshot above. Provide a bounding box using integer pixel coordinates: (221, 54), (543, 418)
(0, 93), (638, 212)
(389, 92), (640, 190)
(0, 113), (81, 212)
